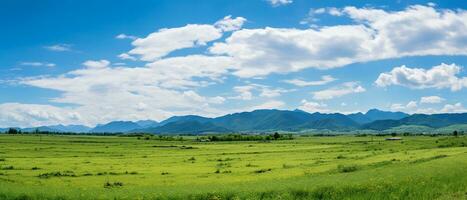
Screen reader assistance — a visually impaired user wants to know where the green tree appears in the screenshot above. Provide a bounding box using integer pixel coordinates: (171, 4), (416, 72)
(7, 128), (18, 134)
(273, 132), (281, 140)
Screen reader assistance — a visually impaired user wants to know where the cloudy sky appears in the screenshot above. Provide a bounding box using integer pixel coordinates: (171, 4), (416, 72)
(1, 0), (466, 127)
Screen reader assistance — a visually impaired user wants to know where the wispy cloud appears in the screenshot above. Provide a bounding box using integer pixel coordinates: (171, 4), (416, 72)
(44, 44), (72, 52)
(312, 82), (365, 100)
(284, 75), (336, 87)
(20, 62), (56, 67)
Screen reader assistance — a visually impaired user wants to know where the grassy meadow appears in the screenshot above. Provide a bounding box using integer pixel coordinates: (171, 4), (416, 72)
(0, 134), (466, 199)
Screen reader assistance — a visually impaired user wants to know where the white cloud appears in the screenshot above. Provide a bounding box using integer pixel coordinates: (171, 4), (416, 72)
(441, 102), (467, 113)
(82, 60), (110, 69)
(15, 56), (236, 126)
(420, 96), (445, 104)
(284, 75), (336, 87)
(390, 101), (418, 112)
(312, 82), (365, 100)
(20, 62), (55, 67)
(328, 7), (344, 16)
(390, 100), (467, 114)
(375, 63), (467, 91)
(118, 53), (137, 61)
(406, 101), (418, 109)
(129, 24), (222, 61)
(267, 0), (293, 7)
(44, 44), (72, 52)
(249, 100), (285, 110)
(116, 34), (137, 40)
(230, 84), (290, 100)
(427, 2), (436, 7)
(210, 5), (467, 77)
(0, 103), (82, 128)
(298, 99), (330, 113)
(231, 85), (255, 100)
(215, 15), (247, 32)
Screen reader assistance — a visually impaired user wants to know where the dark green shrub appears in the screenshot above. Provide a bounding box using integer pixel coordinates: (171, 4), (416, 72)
(337, 165), (358, 173)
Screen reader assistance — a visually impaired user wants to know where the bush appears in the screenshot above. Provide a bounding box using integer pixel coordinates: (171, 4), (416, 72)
(104, 181), (123, 188)
(1, 166), (14, 170)
(337, 165), (358, 173)
(254, 168), (272, 173)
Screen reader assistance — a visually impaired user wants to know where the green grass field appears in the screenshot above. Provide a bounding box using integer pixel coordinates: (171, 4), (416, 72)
(0, 134), (466, 200)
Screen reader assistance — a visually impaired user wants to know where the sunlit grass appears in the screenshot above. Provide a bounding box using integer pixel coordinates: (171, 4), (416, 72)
(0, 134), (465, 199)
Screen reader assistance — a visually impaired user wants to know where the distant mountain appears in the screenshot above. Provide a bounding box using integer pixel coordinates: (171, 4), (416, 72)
(347, 109), (409, 124)
(48, 125), (92, 133)
(142, 109), (360, 134)
(211, 109), (314, 131)
(22, 126), (61, 133)
(90, 121), (142, 133)
(158, 115), (211, 126)
(2, 109), (465, 134)
(145, 121), (230, 134)
(135, 120), (159, 128)
(362, 113), (467, 130)
(365, 109), (409, 121)
(347, 112), (373, 124)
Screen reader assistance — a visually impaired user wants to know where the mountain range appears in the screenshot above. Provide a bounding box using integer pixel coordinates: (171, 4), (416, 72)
(1, 109), (466, 134)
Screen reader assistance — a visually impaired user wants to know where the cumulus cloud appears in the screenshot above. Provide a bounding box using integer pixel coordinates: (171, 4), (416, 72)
(215, 15), (247, 32)
(312, 82), (365, 100)
(0, 103), (82, 128)
(15, 56), (237, 127)
(118, 53), (137, 61)
(441, 103), (467, 113)
(267, 0), (293, 7)
(44, 44), (72, 52)
(82, 60), (110, 69)
(210, 5), (467, 77)
(127, 16), (246, 62)
(230, 84), (290, 100)
(284, 75), (336, 87)
(375, 63), (467, 91)
(420, 96), (445, 104)
(129, 24), (222, 61)
(298, 100), (330, 113)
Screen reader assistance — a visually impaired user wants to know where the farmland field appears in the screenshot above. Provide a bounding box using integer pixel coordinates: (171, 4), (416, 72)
(0, 134), (466, 200)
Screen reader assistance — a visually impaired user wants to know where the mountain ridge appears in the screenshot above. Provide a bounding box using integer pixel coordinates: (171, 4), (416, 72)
(2, 109), (466, 134)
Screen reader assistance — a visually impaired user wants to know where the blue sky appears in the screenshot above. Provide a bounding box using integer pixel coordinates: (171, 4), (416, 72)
(0, 0), (466, 127)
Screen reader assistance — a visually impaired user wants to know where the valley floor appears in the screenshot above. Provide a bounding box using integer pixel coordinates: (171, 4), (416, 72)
(0, 134), (466, 199)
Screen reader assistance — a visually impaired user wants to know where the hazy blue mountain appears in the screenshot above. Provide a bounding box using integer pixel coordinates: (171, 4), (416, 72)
(90, 121), (142, 133)
(48, 125), (92, 133)
(145, 121), (230, 134)
(347, 112), (373, 124)
(146, 109), (359, 133)
(362, 113), (467, 130)
(300, 114), (360, 130)
(22, 126), (61, 132)
(135, 120), (159, 128)
(347, 109), (409, 124)
(212, 109), (315, 131)
(365, 109), (409, 121)
(361, 119), (402, 130)
(158, 115), (212, 126)
(399, 113), (467, 128)
(4, 109), (466, 134)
